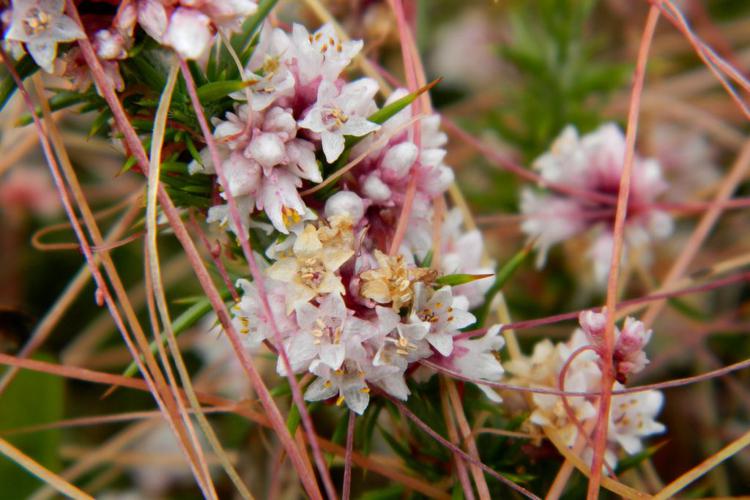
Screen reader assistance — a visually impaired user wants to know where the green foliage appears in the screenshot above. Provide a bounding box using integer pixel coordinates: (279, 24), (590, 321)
(0, 355), (64, 499)
(491, 0), (628, 160)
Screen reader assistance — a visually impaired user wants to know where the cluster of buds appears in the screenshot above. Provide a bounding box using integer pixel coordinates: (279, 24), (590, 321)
(506, 312), (664, 471)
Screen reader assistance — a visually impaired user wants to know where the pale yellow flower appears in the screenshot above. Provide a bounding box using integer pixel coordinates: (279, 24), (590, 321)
(268, 222), (354, 313)
(359, 250), (436, 310)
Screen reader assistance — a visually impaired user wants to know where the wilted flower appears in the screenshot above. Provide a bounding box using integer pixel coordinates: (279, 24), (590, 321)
(359, 250), (435, 309)
(267, 222), (353, 313)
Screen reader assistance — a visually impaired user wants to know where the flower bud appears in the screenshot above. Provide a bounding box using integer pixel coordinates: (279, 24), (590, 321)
(362, 174), (391, 201)
(381, 142), (418, 180)
(248, 132), (286, 171)
(325, 191), (364, 223)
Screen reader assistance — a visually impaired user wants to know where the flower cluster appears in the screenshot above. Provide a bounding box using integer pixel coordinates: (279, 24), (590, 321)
(506, 312), (665, 471)
(520, 123), (673, 285)
(231, 214), (503, 414)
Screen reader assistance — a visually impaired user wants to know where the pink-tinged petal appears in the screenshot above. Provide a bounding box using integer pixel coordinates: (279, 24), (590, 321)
(257, 170), (304, 234)
(164, 8), (213, 60)
(267, 258), (298, 282)
(377, 374), (410, 400)
(278, 334), (316, 375)
(48, 14), (85, 41)
(286, 139), (321, 182)
(375, 306), (400, 335)
(294, 302), (319, 330)
(247, 132), (286, 172)
(324, 191), (364, 222)
(342, 385), (369, 415)
(381, 142), (418, 180)
(340, 116), (379, 138)
(26, 41), (56, 73)
(223, 152), (261, 197)
(138, 0), (168, 40)
(398, 322), (429, 343)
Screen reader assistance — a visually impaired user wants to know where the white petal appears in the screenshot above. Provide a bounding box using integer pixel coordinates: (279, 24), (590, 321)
(304, 378), (337, 402)
(428, 332), (454, 357)
(321, 131), (346, 164)
(320, 343), (345, 370)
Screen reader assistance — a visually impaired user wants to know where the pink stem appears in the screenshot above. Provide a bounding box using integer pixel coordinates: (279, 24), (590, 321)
(455, 270), (750, 337)
(342, 411), (356, 500)
(178, 59), (337, 500)
(187, 211), (240, 303)
(589, 9), (659, 497)
(0, 47), (221, 494)
(60, 3), (324, 495)
(387, 396), (541, 500)
(387, 0), (423, 255)
(557, 346), (617, 478)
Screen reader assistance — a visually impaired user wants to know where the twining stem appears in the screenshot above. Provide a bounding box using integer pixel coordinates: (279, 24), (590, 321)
(439, 378), (477, 500)
(342, 412), (356, 500)
(177, 58), (336, 500)
(145, 62), (252, 499)
(387, 396), (541, 500)
(61, 2), (324, 495)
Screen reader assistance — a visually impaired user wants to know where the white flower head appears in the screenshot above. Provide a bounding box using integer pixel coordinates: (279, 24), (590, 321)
(242, 24), (295, 110)
(299, 78), (380, 163)
(232, 278), (298, 349)
(6, 0), (85, 73)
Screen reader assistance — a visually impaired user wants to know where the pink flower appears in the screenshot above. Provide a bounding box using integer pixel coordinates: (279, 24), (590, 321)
(163, 7), (212, 60)
(521, 123), (673, 282)
(578, 309), (652, 382)
(438, 324), (506, 402)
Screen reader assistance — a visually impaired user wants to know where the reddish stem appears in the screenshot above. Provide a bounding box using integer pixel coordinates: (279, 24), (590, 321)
(179, 57), (336, 500)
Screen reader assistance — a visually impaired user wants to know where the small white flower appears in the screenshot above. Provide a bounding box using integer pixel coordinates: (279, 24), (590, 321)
(305, 360), (370, 415)
(409, 284), (476, 357)
(242, 24), (295, 110)
(442, 325), (506, 402)
(610, 387), (665, 455)
(299, 78), (380, 163)
(278, 293), (373, 375)
(290, 22), (363, 84)
(232, 278), (298, 349)
(5, 0), (85, 73)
